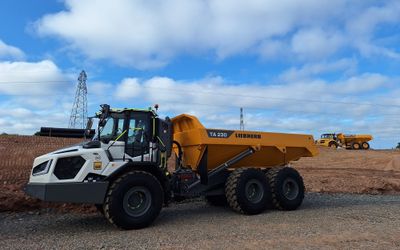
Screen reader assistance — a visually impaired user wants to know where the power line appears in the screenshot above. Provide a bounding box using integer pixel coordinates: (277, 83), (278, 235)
(155, 100), (400, 119)
(0, 81), (399, 108)
(139, 86), (400, 108)
(0, 80), (400, 119)
(0, 80), (70, 84)
(1, 92), (399, 118)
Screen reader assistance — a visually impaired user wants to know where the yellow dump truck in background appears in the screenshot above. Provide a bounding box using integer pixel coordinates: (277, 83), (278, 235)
(316, 133), (373, 150)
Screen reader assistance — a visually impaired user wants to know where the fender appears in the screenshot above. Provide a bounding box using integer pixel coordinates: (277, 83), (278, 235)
(105, 161), (171, 204)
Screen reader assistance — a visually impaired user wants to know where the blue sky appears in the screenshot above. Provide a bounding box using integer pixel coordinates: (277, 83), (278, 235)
(0, 0), (399, 148)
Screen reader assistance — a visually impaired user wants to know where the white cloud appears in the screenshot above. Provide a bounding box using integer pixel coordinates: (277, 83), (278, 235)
(346, 1), (400, 58)
(0, 42), (77, 134)
(346, 1), (400, 38)
(334, 73), (389, 94)
(291, 28), (345, 60)
(106, 72), (400, 147)
(0, 60), (72, 96)
(0, 40), (25, 60)
(0, 107), (32, 118)
(257, 40), (287, 59)
(87, 81), (114, 107)
(114, 78), (143, 100)
(279, 59), (357, 82)
(1, 69), (398, 147)
(34, 0), (400, 69)
(0, 110), (71, 135)
(89, 81), (113, 97)
(112, 73), (395, 129)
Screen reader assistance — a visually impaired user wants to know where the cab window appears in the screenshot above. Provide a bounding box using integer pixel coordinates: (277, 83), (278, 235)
(125, 112), (151, 158)
(115, 119), (125, 141)
(128, 117), (149, 143)
(99, 118), (115, 142)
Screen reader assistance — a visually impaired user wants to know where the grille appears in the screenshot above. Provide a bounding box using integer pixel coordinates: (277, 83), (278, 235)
(54, 156), (86, 180)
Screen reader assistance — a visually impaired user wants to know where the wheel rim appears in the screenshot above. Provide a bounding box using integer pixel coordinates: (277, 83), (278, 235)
(123, 186), (152, 217)
(245, 179), (264, 203)
(282, 177), (299, 200)
(354, 144), (360, 149)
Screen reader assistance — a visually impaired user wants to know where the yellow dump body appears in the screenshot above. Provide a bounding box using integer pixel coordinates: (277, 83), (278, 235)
(172, 114), (318, 172)
(337, 133), (373, 144)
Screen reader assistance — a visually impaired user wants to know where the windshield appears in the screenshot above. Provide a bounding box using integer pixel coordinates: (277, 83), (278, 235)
(98, 117), (126, 143)
(99, 118), (115, 142)
(321, 134), (334, 139)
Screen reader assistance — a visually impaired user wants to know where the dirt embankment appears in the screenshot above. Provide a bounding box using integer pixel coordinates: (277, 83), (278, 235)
(1, 135), (400, 213)
(293, 147), (400, 194)
(0, 135), (91, 212)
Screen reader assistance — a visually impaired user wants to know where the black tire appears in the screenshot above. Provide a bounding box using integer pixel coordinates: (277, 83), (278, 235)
(352, 142), (361, 150)
(328, 141), (338, 148)
(104, 171), (163, 230)
(361, 142), (370, 150)
(225, 168), (271, 215)
(267, 167), (304, 211)
(205, 195), (228, 206)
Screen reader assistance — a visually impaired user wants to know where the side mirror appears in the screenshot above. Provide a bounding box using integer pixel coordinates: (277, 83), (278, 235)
(84, 118), (94, 139)
(98, 104), (110, 127)
(99, 119), (106, 127)
(84, 129), (92, 138)
(100, 104), (110, 118)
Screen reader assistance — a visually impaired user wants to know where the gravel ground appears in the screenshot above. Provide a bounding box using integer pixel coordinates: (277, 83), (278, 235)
(1, 193), (400, 250)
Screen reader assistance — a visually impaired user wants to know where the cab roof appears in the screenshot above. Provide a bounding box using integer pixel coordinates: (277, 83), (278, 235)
(96, 107), (157, 116)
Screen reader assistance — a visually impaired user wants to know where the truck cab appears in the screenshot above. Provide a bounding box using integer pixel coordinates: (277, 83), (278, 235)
(315, 133), (339, 148)
(92, 104), (172, 163)
(25, 104), (172, 205)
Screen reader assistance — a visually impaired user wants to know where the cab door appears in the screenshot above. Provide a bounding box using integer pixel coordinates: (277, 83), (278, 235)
(125, 112), (152, 161)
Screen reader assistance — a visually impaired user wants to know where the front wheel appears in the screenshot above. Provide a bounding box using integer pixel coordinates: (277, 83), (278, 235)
(104, 171), (164, 230)
(328, 142), (338, 148)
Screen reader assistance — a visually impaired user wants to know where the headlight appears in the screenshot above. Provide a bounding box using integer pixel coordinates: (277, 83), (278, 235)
(32, 160), (53, 176)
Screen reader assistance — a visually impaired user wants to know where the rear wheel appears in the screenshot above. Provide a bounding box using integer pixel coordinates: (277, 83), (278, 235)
(225, 168), (271, 215)
(104, 171), (163, 230)
(266, 167), (304, 211)
(361, 142), (370, 150)
(352, 142), (361, 150)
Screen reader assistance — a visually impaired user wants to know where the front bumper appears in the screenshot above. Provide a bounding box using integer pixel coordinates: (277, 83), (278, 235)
(25, 181), (109, 204)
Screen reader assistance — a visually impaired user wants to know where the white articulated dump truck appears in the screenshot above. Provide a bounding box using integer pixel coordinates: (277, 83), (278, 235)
(26, 104), (317, 229)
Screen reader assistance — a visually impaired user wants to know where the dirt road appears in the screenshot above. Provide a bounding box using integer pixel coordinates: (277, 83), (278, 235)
(1, 193), (399, 249)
